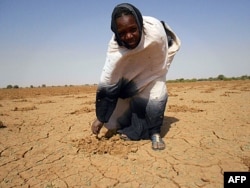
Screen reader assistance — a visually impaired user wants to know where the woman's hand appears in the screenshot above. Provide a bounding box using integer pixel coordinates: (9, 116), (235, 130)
(91, 119), (104, 135)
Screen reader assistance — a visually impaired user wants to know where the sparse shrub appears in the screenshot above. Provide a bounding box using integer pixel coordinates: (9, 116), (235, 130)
(166, 75), (249, 83)
(6, 85), (13, 89)
(197, 78), (206, 81)
(217, 74), (226, 80)
(241, 75), (248, 80)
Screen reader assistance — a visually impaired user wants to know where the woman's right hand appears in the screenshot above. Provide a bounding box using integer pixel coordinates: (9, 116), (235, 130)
(91, 119), (104, 135)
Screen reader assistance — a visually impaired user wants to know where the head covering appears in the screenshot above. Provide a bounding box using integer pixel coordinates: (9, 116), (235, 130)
(111, 3), (143, 48)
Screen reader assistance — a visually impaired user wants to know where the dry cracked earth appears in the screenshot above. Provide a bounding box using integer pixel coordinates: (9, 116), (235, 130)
(0, 80), (249, 188)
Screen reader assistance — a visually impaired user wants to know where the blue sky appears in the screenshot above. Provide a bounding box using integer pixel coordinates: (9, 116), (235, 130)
(0, 0), (250, 87)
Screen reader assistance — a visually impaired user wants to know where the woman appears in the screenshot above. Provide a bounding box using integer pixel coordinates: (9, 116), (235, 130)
(91, 3), (181, 150)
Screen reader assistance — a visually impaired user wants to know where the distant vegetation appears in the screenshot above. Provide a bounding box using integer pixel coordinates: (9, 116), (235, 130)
(3, 75), (250, 89)
(166, 74), (250, 83)
(6, 85), (19, 89)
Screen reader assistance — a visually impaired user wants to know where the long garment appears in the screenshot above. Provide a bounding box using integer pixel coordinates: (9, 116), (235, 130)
(96, 16), (181, 140)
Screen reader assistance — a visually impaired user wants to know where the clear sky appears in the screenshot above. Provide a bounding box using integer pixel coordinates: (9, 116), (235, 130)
(1, 0), (250, 88)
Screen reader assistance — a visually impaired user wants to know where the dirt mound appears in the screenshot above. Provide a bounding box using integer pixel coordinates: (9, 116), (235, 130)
(168, 104), (204, 113)
(73, 134), (139, 156)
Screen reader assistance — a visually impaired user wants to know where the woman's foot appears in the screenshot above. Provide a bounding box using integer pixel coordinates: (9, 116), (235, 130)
(151, 133), (165, 150)
(120, 134), (131, 141)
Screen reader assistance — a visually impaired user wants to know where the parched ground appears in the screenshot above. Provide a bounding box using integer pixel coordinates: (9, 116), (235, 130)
(0, 80), (249, 188)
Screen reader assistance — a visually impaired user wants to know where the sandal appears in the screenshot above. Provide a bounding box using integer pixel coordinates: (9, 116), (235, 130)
(120, 134), (131, 141)
(151, 133), (165, 150)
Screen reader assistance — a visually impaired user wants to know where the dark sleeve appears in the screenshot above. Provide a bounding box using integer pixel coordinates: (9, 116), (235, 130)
(161, 21), (173, 47)
(95, 82), (121, 123)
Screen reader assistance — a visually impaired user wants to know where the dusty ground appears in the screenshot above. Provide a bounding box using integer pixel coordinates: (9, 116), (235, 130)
(0, 80), (249, 188)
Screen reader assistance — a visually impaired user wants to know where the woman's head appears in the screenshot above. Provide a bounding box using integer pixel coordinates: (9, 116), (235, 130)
(111, 3), (143, 49)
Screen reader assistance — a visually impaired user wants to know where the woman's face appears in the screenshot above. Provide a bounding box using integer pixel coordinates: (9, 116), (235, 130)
(116, 14), (140, 49)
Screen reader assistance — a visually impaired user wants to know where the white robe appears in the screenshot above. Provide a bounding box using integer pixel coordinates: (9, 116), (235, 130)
(96, 16), (181, 140)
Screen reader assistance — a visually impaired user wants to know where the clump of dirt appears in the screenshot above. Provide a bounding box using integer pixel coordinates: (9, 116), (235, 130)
(82, 100), (95, 105)
(0, 120), (7, 128)
(168, 92), (178, 97)
(13, 99), (29, 102)
(73, 134), (139, 156)
(201, 87), (216, 93)
(70, 106), (95, 114)
(241, 156), (250, 171)
(12, 106), (37, 111)
(38, 100), (55, 104)
(192, 100), (215, 103)
(168, 104), (204, 113)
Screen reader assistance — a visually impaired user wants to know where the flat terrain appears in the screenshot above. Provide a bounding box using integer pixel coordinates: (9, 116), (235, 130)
(0, 80), (249, 187)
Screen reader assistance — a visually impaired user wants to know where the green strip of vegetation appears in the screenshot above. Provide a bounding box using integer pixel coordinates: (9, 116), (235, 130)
(166, 74), (250, 83)
(3, 74), (250, 89)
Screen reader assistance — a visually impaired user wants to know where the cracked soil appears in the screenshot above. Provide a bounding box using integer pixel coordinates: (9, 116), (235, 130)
(0, 80), (249, 187)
